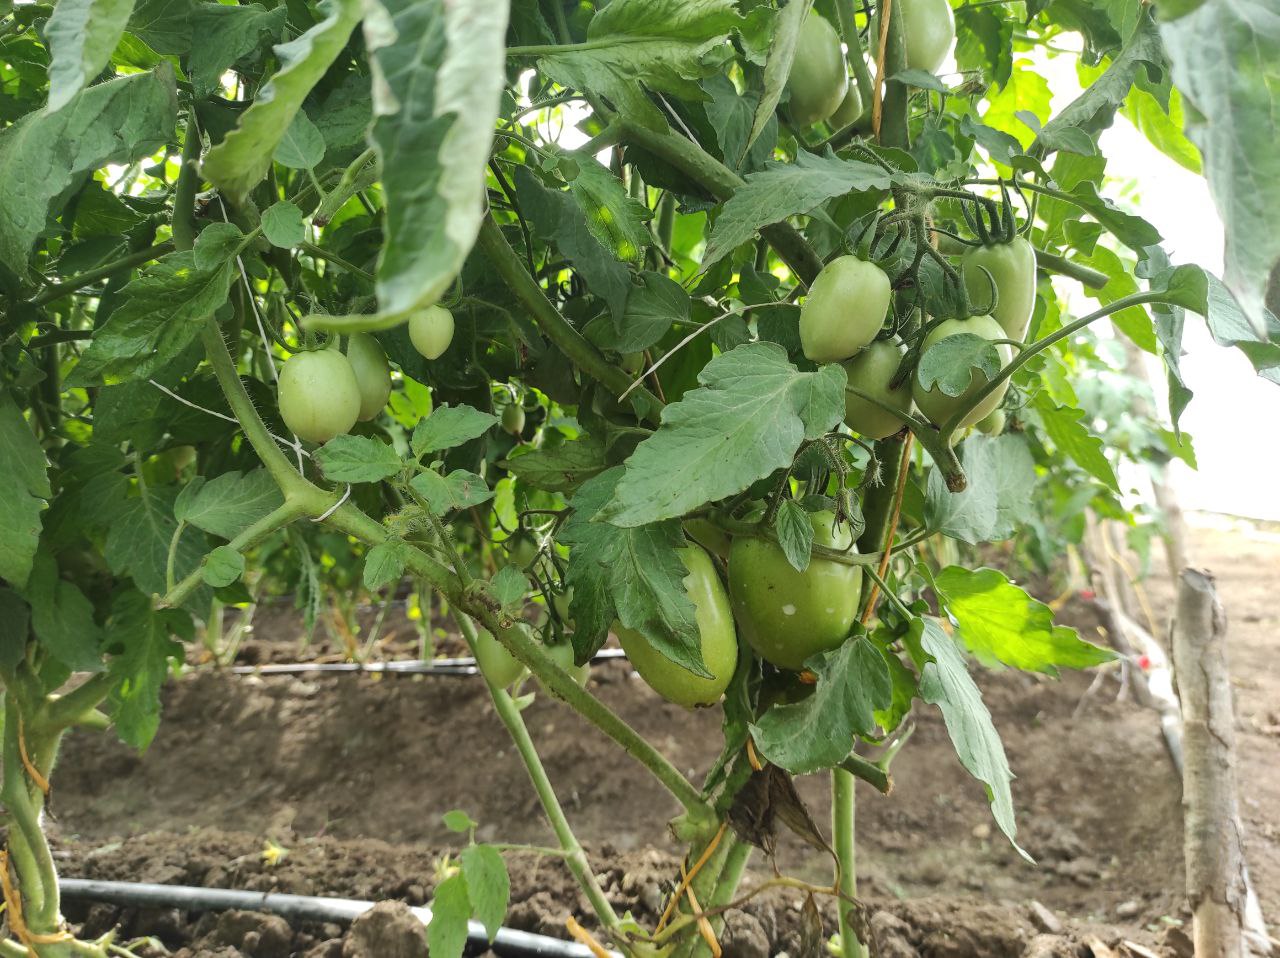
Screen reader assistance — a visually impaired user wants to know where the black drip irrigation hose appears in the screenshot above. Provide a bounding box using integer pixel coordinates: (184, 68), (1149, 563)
(228, 649), (629, 677)
(60, 879), (617, 958)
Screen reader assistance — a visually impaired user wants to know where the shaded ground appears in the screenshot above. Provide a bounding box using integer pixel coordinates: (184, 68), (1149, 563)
(48, 519), (1279, 956)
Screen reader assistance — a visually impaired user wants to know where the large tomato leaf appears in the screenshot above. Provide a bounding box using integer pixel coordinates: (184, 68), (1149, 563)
(201, 0), (362, 202)
(751, 638), (892, 775)
(924, 434), (1036, 544)
(44, 0), (137, 111)
(702, 152), (890, 268)
(1161, 1), (1280, 339)
(559, 468), (707, 677)
(933, 566), (1116, 676)
(106, 590), (188, 750)
(0, 393), (50, 587)
(906, 617), (1030, 861)
(598, 343), (845, 528)
(0, 66), (175, 278)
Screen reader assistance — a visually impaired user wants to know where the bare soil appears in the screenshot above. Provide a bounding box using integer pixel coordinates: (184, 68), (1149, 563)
(48, 520), (1280, 957)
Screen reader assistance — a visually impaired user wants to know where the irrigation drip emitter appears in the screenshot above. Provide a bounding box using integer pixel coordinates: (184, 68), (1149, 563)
(60, 879), (619, 958)
(228, 648), (629, 677)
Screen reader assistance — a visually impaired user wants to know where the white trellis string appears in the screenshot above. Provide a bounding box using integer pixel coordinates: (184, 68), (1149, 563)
(147, 380), (311, 460)
(313, 484), (352, 523)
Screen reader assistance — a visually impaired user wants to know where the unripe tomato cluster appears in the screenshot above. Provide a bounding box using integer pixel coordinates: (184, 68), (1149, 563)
(276, 306), (455, 444)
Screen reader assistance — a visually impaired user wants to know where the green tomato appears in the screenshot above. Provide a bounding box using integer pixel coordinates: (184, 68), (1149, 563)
(474, 626), (525, 689)
(502, 403), (526, 436)
(278, 348), (361, 444)
(911, 314), (1012, 430)
(728, 510), (861, 671)
(829, 83), (865, 129)
(345, 333), (392, 421)
(552, 588), (574, 628)
(785, 13), (848, 127)
(976, 408), (1006, 435)
(683, 518), (731, 561)
(615, 545), (738, 708)
(842, 339), (912, 440)
(506, 535), (538, 569)
(898, 0), (956, 75)
(409, 305), (455, 360)
(800, 256), (891, 363)
(543, 640), (591, 688)
(962, 236), (1037, 340)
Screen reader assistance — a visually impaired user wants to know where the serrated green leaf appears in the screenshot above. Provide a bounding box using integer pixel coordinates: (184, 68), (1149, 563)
(560, 468), (707, 677)
(752, 638), (892, 774)
(0, 66), (175, 276)
(0, 393), (50, 586)
(201, 0), (362, 202)
(106, 590), (186, 750)
(411, 406), (499, 457)
(127, 0), (195, 54)
(609, 270), (690, 350)
(925, 434), (1036, 544)
(274, 109), (326, 170)
(908, 617), (1029, 860)
(598, 344), (846, 527)
(202, 545), (245, 587)
(502, 436), (608, 493)
(24, 551), (102, 671)
(703, 152), (891, 267)
(916, 333), (1004, 398)
(186, 2), (287, 97)
(540, 0), (739, 133)
(68, 251), (236, 385)
(427, 874), (470, 958)
(490, 565), (528, 611)
(192, 222), (245, 270)
(773, 499), (813, 573)
(173, 470), (284, 539)
(105, 486), (207, 609)
(934, 566), (1116, 676)
(1036, 13), (1167, 157)
(262, 200), (306, 248)
(460, 844), (509, 942)
(364, 540), (411, 591)
(314, 436), (403, 483)
(410, 469), (495, 514)
(566, 154), (651, 264)
(353, 0), (509, 322)
(45, 0), (137, 111)
(1032, 396), (1120, 493)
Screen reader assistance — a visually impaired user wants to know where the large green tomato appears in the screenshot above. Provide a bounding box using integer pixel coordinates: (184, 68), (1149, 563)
(409, 305), (455, 360)
(474, 626), (525, 689)
(829, 83), (865, 129)
(728, 511), (861, 671)
(345, 333), (392, 421)
(615, 545), (738, 708)
(277, 348), (361, 444)
(899, 0), (956, 75)
(962, 236), (1037, 340)
(911, 314), (1012, 430)
(542, 640), (591, 688)
(842, 339), (912, 440)
(800, 257), (891, 363)
(976, 407), (1006, 435)
(785, 13), (847, 126)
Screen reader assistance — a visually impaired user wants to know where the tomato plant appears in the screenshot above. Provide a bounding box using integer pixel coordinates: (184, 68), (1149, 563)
(1, 1), (1277, 956)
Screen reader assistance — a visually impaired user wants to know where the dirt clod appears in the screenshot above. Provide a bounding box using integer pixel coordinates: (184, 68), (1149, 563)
(213, 910), (293, 958)
(342, 901), (427, 958)
(1028, 901), (1064, 935)
(720, 908), (770, 958)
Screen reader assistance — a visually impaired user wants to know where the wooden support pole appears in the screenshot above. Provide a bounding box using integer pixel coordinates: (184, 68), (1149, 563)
(1171, 569), (1269, 957)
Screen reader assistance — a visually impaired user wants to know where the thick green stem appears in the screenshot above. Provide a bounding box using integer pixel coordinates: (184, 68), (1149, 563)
(672, 833), (734, 958)
(877, 1), (910, 149)
(835, 2), (874, 126)
(45, 673), (114, 730)
(857, 434), (905, 558)
(1032, 247), (1109, 289)
(171, 112), (203, 253)
(28, 243), (174, 307)
(476, 216), (663, 417)
(452, 611), (621, 934)
(1, 696), (60, 932)
(832, 769), (867, 958)
(301, 242), (374, 282)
